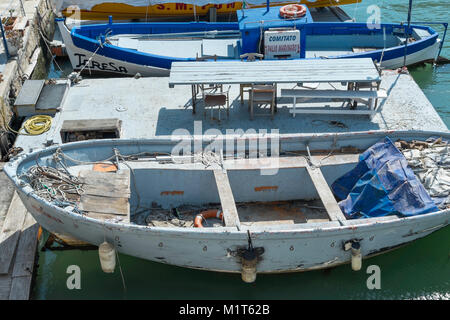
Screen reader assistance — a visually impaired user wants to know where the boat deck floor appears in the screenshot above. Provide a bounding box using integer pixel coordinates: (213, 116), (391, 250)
(109, 36), (362, 59)
(132, 199), (329, 228)
(109, 37), (240, 59)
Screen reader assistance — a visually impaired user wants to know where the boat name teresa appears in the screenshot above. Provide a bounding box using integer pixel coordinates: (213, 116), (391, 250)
(74, 53), (128, 73)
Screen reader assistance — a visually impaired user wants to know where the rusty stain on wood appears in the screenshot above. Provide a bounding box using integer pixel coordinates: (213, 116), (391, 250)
(160, 191), (184, 196)
(93, 163), (118, 172)
(254, 186), (279, 192)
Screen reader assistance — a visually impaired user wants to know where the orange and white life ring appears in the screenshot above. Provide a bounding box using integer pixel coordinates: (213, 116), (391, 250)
(279, 4), (307, 19)
(194, 209), (223, 228)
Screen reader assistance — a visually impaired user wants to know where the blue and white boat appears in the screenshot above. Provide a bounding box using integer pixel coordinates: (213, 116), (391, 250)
(57, 5), (445, 76)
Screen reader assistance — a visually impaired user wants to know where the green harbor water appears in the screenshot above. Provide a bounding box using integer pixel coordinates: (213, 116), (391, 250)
(33, 0), (449, 299)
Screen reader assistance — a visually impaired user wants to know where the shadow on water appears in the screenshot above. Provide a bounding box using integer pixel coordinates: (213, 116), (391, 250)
(32, 226), (449, 300)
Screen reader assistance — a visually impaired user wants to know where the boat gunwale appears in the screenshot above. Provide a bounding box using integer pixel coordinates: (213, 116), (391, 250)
(4, 129), (450, 236)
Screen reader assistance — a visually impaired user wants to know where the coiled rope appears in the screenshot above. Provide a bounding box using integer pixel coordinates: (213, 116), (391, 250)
(0, 105), (52, 136)
(22, 115), (53, 135)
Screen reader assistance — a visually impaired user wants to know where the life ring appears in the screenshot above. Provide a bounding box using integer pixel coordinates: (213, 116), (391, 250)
(194, 209), (223, 228)
(279, 4), (307, 19)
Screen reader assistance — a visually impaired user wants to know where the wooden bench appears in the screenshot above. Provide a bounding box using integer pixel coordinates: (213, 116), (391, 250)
(281, 88), (388, 119)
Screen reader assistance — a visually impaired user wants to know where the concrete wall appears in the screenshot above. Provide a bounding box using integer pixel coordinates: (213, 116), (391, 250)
(0, 0), (55, 130)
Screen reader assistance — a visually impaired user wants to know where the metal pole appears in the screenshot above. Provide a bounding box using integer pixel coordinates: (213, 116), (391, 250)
(193, 4), (197, 22)
(0, 17), (10, 60)
(266, 0), (270, 12)
(436, 22), (448, 61)
(403, 0), (413, 67)
(19, 0), (26, 16)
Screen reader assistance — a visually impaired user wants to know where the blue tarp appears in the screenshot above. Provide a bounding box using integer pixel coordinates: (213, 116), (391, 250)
(331, 137), (439, 219)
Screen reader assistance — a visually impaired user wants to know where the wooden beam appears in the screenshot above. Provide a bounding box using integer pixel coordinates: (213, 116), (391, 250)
(9, 276), (32, 300)
(213, 170), (241, 229)
(0, 192), (28, 274)
(78, 170), (131, 219)
(306, 165), (346, 224)
(281, 88), (387, 99)
(9, 212), (38, 300)
(11, 212), (38, 278)
(0, 275), (11, 300)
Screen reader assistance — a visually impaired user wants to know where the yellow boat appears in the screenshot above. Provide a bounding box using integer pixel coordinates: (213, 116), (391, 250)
(61, 0), (361, 20)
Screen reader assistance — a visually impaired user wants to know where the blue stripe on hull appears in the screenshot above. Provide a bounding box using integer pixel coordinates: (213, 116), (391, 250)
(70, 22), (439, 73)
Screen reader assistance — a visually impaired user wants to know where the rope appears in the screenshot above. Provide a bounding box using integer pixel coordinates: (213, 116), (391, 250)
(56, 148), (116, 165)
(22, 115), (52, 135)
(115, 249), (127, 295)
(22, 164), (84, 207)
(76, 44), (102, 77)
(0, 105), (52, 135)
(37, 27), (64, 74)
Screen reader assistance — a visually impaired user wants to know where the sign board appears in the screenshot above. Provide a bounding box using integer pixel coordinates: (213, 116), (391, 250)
(264, 29), (300, 60)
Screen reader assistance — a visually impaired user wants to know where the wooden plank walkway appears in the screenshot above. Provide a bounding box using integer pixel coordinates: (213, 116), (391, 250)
(0, 191), (38, 300)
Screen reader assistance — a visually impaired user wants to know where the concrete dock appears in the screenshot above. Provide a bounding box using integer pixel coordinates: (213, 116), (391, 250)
(0, 0), (55, 126)
(0, 0), (55, 300)
(13, 69), (448, 154)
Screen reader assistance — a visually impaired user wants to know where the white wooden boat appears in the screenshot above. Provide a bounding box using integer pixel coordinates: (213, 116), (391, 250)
(4, 130), (449, 281)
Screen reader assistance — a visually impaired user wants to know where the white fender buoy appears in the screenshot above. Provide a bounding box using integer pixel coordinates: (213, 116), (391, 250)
(241, 251), (257, 283)
(99, 241), (116, 273)
(351, 242), (362, 271)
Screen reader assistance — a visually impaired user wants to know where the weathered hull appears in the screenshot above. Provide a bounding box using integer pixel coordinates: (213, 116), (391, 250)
(15, 190), (450, 273)
(5, 130), (450, 273)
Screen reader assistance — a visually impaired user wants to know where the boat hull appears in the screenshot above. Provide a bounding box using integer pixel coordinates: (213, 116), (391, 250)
(15, 189), (450, 273)
(5, 130), (450, 274)
(60, 1), (360, 20)
(58, 20), (441, 77)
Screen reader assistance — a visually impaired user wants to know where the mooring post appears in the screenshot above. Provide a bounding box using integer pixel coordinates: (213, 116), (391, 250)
(18, 0), (26, 16)
(0, 17), (10, 60)
(403, 0), (413, 67)
(436, 22), (448, 61)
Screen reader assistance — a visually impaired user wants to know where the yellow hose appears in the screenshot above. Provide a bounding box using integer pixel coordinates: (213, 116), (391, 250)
(1, 106), (52, 135)
(1, 103), (52, 135)
(22, 115), (52, 135)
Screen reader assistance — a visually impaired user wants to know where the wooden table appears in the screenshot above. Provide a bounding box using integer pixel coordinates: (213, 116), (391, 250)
(168, 58), (382, 114)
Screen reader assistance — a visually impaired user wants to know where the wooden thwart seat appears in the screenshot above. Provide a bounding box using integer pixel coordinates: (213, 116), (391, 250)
(305, 165), (347, 224)
(213, 170), (241, 229)
(78, 169), (131, 223)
